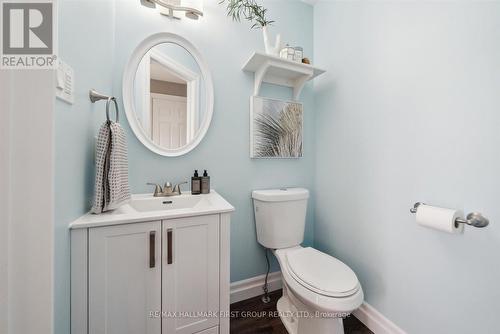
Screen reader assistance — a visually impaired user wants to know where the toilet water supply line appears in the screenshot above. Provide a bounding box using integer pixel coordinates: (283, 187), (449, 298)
(262, 248), (271, 304)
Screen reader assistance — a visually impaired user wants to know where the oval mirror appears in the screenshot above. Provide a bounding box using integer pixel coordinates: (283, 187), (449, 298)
(123, 33), (214, 156)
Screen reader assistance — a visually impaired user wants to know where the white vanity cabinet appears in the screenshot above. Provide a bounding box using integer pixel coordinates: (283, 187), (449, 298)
(162, 215), (220, 334)
(71, 200), (232, 334)
(88, 221), (162, 334)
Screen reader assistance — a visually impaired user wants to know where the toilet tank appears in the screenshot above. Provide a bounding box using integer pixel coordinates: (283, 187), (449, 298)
(252, 188), (309, 249)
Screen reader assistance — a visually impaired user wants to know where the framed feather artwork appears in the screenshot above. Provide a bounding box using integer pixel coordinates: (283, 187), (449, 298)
(250, 96), (303, 158)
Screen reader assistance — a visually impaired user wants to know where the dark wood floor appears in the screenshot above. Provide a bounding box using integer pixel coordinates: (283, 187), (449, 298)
(230, 290), (373, 334)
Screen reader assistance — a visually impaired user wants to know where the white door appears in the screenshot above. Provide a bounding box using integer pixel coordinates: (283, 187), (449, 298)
(162, 215), (220, 334)
(151, 94), (188, 149)
(89, 222), (161, 334)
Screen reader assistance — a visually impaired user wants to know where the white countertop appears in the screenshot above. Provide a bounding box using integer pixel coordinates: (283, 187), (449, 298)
(69, 190), (235, 229)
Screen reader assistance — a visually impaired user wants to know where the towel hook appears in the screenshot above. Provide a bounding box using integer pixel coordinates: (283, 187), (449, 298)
(89, 89), (119, 123)
(89, 89), (110, 103)
(106, 97), (119, 123)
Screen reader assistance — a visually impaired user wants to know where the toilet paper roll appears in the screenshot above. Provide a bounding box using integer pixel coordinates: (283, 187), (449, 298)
(416, 205), (464, 234)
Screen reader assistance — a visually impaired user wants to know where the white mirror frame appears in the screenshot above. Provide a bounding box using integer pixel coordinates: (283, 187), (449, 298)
(123, 32), (214, 157)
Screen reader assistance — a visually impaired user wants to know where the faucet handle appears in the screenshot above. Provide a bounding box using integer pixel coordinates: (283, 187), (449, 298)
(147, 183), (163, 197)
(173, 181), (188, 195)
(163, 182), (173, 194)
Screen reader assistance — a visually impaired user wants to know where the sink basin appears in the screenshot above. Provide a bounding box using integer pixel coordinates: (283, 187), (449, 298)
(129, 194), (208, 212)
(69, 190), (235, 229)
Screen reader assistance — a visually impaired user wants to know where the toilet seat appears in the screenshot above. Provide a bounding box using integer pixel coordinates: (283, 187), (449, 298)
(274, 247), (364, 313)
(285, 247), (360, 298)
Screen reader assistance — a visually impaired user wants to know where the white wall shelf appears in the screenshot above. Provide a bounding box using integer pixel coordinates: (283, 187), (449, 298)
(242, 52), (326, 100)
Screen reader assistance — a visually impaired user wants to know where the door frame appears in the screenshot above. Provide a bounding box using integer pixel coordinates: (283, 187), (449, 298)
(150, 50), (200, 143)
(135, 50), (152, 137)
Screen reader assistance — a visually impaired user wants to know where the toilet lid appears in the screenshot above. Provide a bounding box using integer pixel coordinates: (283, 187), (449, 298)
(286, 247), (360, 298)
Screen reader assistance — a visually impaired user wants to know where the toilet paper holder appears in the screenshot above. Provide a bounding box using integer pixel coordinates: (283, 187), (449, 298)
(410, 202), (489, 228)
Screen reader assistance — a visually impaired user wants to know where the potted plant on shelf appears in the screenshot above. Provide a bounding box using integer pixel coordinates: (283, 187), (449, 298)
(219, 0), (282, 56)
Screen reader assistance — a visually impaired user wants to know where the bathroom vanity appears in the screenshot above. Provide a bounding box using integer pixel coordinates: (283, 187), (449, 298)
(70, 191), (234, 334)
(70, 31), (235, 334)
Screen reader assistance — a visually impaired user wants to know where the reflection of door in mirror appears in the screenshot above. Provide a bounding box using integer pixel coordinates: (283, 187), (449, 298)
(151, 93), (187, 148)
(134, 46), (200, 150)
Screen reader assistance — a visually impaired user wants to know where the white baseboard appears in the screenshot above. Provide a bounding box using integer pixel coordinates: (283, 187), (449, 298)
(353, 302), (406, 334)
(230, 273), (406, 334)
(230, 271), (282, 304)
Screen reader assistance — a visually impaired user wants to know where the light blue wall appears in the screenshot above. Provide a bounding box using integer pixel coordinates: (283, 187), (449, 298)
(55, 1), (314, 333)
(111, 0), (315, 282)
(54, 1), (115, 333)
(314, 2), (500, 333)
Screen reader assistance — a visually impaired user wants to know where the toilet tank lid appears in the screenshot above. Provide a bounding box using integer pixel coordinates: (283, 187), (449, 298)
(252, 188), (309, 202)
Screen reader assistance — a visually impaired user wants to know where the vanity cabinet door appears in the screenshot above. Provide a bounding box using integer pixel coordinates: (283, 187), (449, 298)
(89, 221), (162, 334)
(162, 215), (220, 334)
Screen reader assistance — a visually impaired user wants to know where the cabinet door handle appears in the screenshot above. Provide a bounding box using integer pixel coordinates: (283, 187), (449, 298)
(149, 231), (156, 268)
(167, 228), (173, 264)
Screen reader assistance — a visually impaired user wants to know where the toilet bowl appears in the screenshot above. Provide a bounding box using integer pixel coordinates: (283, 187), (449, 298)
(274, 246), (363, 334)
(252, 188), (363, 334)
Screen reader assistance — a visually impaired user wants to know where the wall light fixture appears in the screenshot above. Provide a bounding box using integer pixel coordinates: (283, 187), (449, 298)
(143, 0), (203, 20)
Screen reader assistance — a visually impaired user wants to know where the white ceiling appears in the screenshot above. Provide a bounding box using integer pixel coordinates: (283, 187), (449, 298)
(150, 60), (186, 84)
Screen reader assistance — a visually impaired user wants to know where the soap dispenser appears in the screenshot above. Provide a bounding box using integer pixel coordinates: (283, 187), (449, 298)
(201, 170), (210, 194)
(191, 170), (201, 195)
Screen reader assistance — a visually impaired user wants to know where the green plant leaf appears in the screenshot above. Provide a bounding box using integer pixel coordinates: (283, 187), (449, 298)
(219, 0), (274, 28)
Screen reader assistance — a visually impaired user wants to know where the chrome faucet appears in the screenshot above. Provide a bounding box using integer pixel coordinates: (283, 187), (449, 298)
(147, 181), (187, 197)
(147, 183), (163, 197)
(172, 182), (188, 195)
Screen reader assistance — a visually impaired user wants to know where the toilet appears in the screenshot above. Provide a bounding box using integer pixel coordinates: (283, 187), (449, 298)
(252, 188), (364, 334)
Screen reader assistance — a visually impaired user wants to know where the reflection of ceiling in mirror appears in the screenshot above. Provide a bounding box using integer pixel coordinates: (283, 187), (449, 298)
(150, 60), (186, 84)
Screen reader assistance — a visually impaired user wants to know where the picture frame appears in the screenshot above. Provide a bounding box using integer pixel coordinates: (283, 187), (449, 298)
(250, 96), (303, 158)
